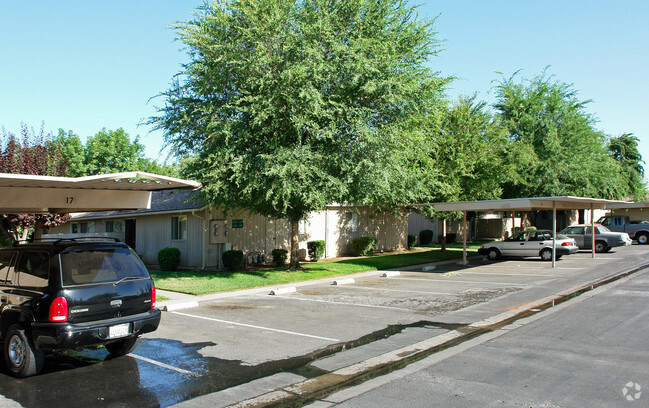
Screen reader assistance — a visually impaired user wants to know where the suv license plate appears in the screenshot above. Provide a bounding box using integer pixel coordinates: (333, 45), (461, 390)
(109, 323), (130, 339)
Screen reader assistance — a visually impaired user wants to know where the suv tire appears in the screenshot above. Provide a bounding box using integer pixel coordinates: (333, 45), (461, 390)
(4, 324), (44, 377)
(105, 336), (138, 357)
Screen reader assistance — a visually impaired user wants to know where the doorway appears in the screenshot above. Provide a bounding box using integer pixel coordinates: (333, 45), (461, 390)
(125, 219), (136, 249)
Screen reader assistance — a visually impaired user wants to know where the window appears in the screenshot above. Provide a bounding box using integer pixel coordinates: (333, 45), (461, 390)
(347, 212), (359, 233)
(171, 216), (187, 240)
(16, 251), (49, 287)
(566, 226), (585, 234)
(232, 219), (244, 229)
(105, 220), (123, 233)
(0, 251), (16, 283)
(61, 247), (149, 286)
(71, 222), (95, 234)
(298, 219), (308, 235)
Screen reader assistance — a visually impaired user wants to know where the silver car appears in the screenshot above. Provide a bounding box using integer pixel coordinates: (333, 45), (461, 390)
(559, 224), (632, 253)
(478, 229), (578, 261)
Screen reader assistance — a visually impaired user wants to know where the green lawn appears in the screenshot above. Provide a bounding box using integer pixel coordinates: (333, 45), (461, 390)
(150, 243), (483, 296)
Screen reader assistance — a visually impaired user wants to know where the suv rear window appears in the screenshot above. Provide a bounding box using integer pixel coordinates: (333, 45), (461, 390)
(60, 247), (150, 286)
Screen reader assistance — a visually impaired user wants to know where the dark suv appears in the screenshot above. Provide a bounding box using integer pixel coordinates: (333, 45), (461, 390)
(0, 238), (161, 377)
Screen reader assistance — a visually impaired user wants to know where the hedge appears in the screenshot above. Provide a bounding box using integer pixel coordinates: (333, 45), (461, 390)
(351, 237), (377, 256)
(307, 240), (326, 261)
(271, 249), (289, 267)
(419, 229), (433, 245)
(407, 234), (417, 249)
(222, 250), (244, 270)
(158, 247), (181, 271)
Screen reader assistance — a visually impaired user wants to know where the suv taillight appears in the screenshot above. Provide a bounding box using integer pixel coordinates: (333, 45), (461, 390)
(49, 297), (68, 322)
(152, 285), (156, 309)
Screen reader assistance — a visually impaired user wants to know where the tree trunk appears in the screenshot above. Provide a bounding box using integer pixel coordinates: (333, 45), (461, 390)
(289, 220), (300, 271)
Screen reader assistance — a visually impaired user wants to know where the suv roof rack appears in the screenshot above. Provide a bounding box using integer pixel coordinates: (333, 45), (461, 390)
(13, 237), (123, 245)
(51, 237), (122, 244)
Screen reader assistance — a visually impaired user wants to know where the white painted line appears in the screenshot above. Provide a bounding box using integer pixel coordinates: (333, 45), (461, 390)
(276, 296), (415, 312)
(172, 311), (340, 342)
(350, 285), (451, 296)
(395, 277), (529, 286)
(455, 271), (560, 277)
(269, 287), (297, 295)
(382, 271), (400, 277)
(129, 353), (199, 376)
(333, 278), (355, 285)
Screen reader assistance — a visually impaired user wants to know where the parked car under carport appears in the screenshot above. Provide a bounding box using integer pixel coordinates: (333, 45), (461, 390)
(559, 224), (632, 253)
(478, 229), (578, 261)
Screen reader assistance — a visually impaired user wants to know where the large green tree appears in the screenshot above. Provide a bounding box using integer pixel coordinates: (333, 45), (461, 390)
(84, 128), (147, 175)
(494, 71), (628, 199)
(152, 0), (449, 269)
(607, 133), (647, 200)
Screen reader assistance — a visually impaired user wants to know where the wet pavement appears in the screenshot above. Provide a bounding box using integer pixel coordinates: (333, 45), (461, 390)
(0, 245), (648, 408)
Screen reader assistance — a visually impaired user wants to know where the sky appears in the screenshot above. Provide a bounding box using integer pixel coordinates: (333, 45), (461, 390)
(1, 1), (648, 169)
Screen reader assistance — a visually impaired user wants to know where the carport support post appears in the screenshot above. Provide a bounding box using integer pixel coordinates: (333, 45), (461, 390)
(552, 202), (557, 268)
(460, 210), (468, 265)
(591, 203), (596, 258)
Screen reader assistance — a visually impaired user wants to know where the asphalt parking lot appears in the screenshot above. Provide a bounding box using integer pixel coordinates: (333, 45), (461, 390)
(1, 245), (648, 408)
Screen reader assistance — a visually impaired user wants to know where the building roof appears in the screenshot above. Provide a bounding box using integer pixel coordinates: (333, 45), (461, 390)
(70, 189), (207, 220)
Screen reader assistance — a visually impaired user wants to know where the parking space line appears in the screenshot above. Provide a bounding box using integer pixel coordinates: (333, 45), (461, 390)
(395, 277), (529, 286)
(172, 311), (340, 342)
(349, 285), (451, 296)
(275, 296), (419, 312)
(450, 271), (560, 278)
(130, 353), (200, 377)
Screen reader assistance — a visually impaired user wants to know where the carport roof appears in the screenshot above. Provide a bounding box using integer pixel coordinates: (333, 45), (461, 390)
(0, 172), (201, 191)
(430, 196), (630, 212)
(0, 172), (201, 213)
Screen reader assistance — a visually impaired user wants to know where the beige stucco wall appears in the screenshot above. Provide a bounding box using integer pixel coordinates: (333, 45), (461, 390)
(610, 207), (649, 221)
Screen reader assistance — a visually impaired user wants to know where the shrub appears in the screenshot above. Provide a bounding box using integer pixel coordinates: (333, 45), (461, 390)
(307, 240), (326, 261)
(222, 250), (244, 270)
(407, 234), (417, 249)
(446, 233), (457, 243)
(419, 229), (433, 245)
(351, 237), (377, 256)
(158, 247), (181, 271)
(271, 249), (289, 266)
(526, 226), (537, 231)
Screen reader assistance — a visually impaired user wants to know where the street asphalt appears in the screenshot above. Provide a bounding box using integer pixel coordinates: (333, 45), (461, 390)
(307, 264), (649, 407)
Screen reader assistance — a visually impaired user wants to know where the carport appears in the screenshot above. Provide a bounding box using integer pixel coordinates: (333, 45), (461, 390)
(431, 196), (630, 268)
(0, 171), (200, 214)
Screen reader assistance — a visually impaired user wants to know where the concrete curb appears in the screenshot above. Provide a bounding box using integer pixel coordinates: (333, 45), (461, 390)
(162, 301), (200, 312)
(223, 260), (649, 408)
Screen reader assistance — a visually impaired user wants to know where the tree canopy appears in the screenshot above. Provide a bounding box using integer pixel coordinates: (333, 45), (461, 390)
(493, 71), (635, 200)
(0, 124), (71, 242)
(607, 133), (646, 200)
(53, 127), (180, 178)
(152, 0), (450, 269)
